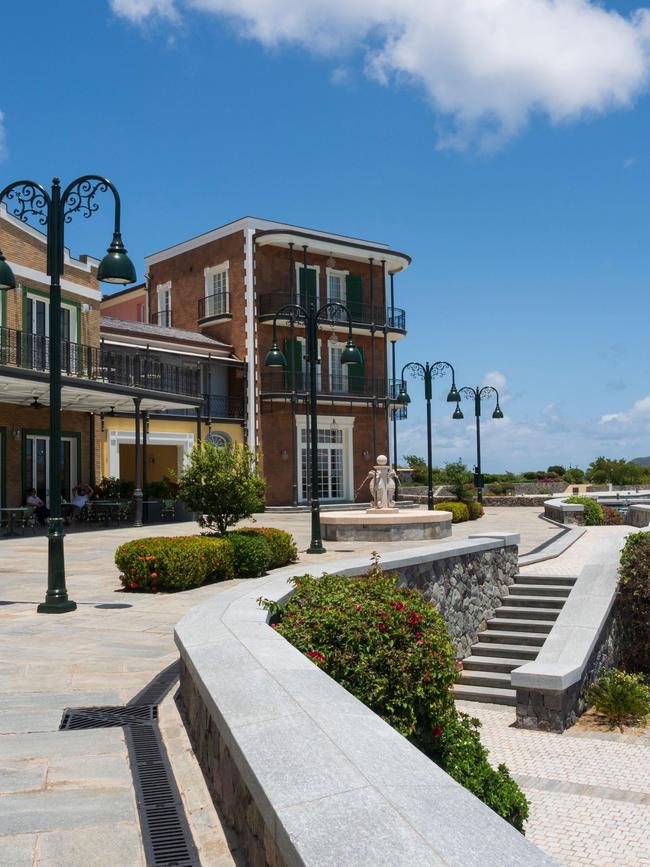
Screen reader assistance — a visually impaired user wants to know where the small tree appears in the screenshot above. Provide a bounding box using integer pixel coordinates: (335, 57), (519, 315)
(444, 460), (474, 503)
(179, 442), (266, 535)
(547, 465), (566, 477)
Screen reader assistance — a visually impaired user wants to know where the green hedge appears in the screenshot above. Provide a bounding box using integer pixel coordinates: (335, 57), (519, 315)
(116, 536), (233, 592)
(618, 532), (650, 672)
(435, 501), (470, 523)
(262, 566), (529, 831)
(565, 496), (604, 525)
(236, 527), (298, 569)
(467, 500), (484, 521)
(116, 527), (297, 592)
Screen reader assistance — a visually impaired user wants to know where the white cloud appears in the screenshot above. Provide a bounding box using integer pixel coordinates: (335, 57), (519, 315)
(109, 0), (650, 148)
(0, 111), (7, 162)
(599, 395), (650, 425)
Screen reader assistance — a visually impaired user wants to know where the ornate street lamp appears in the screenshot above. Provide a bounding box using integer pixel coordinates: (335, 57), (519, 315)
(0, 176), (136, 613)
(396, 361), (459, 510)
(264, 298), (361, 554)
(453, 385), (504, 503)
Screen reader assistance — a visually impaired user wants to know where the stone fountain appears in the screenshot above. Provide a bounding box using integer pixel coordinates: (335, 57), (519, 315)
(320, 455), (453, 542)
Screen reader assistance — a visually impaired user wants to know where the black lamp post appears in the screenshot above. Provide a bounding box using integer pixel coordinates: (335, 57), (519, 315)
(264, 298), (362, 554)
(0, 176), (136, 613)
(395, 361), (460, 510)
(453, 385), (504, 504)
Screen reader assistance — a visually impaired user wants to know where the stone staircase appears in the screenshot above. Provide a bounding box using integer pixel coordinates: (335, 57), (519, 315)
(453, 572), (576, 706)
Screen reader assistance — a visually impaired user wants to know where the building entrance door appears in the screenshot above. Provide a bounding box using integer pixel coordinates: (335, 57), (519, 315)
(299, 427), (345, 501)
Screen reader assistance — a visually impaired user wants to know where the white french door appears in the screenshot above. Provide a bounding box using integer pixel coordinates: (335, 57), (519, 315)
(25, 435), (77, 505)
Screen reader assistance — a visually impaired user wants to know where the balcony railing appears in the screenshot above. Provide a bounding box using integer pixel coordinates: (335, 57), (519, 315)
(150, 309), (172, 328)
(257, 292), (406, 331)
(159, 393), (245, 419)
(198, 292), (230, 321)
(0, 327), (200, 398)
(261, 370), (388, 399)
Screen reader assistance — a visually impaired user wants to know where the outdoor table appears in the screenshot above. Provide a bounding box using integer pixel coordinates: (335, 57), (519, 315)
(0, 507), (29, 538)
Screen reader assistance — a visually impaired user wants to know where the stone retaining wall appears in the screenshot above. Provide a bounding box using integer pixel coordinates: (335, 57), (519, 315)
(626, 504), (650, 527)
(397, 543), (518, 657)
(513, 482), (567, 494)
(543, 498), (584, 525)
(174, 537), (553, 866)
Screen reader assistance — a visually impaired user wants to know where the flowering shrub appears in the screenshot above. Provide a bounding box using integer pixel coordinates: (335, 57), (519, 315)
(566, 496), (604, 525)
(115, 536), (233, 592)
(235, 527), (298, 569)
(618, 531), (650, 672)
(262, 562), (529, 831)
(602, 505), (623, 526)
(434, 501), (470, 523)
(115, 527), (297, 591)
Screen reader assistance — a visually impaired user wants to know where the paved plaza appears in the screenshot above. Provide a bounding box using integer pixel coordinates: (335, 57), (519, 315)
(0, 509), (647, 865)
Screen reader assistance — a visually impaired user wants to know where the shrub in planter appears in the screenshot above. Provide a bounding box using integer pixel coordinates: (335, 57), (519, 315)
(602, 505), (623, 526)
(227, 531), (272, 578)
(467, 500), (484, 520)
(434, 501), (470, 523)
(566, 496), (604, 525)
(236, 527), (298, 569)
(115, 536), (234, 592)
(587, 669), (650, 731)
(262, 566), (529, 831)
(617, 532), (650, 672)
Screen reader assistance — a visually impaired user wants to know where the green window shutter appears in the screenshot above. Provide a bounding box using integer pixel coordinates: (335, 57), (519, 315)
(283, 337), (304, 389)
(345, 274), (363, 321)
(347, 345), (365, 394)
(298, 267), (317, 307)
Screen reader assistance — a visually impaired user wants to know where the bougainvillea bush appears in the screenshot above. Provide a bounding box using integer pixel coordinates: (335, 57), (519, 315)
(262, 561), (529, 831)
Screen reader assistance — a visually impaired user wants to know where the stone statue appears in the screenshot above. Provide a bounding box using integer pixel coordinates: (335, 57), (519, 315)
(366, 455), (399, 513)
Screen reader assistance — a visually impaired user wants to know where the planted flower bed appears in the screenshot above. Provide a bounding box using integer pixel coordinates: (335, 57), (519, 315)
(115, 527), (297, 592)
(262, 558), (529, 832)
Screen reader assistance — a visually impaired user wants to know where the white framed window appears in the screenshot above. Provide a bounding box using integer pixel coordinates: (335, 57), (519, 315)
(156, 281), (172, 327)
(326, 268), (348, 303)
(295, 336), (321, 390)
(25, 434), (78, 505)
(294, 263), (320, 307)
(296, 415), (355, 502)
(328, 338), (348, 394)
(204, 262), (230, 317)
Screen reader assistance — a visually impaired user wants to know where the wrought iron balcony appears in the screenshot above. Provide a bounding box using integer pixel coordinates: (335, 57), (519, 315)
(257, 292), (406, 331)
(261, 370), (388, 400)
(0, 326), (200, 398)
(198, 292), (231, 321)
(150, 309), (172, 328)
(158, 393), (245, 419)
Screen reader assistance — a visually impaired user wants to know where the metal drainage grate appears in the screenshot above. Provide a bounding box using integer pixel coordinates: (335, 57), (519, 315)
(60, 686), (199, 866)
(129, 660), (181, 708)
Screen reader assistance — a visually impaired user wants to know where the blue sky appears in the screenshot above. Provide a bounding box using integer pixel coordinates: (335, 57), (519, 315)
(2, 0), (650, 472)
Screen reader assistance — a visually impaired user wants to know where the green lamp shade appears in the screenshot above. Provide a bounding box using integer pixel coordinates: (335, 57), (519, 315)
(340, 340), (362, 366)
(453, 403), (464, 420)
(447, 383), (460, 403)
(396, 384), (410, 405)
(492, 405), (504, 419)
(264, 342), (287, 368)
(0, 251), (16, 290)
(97, 233), (137, 285)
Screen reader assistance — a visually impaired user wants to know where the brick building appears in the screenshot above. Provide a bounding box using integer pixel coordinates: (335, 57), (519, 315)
(0, 205), (222, 509)
(137, 217), (410, 506)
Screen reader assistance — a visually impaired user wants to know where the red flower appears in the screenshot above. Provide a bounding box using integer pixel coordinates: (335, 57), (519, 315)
(392, 601), (406, 611)
(377, 623), (388, 632)
(308, 650), (325, 662)
(354, 604), (362, 611)
(129, 581), (137, 590)
(422, 672), (431, 683)
(150, 572), (158, 578)
(432, 725), (444, 738)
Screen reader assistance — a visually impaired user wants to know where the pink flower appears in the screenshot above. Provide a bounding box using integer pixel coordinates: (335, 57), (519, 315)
(432, 725), (444, 738)
(308, 650), (326, 662)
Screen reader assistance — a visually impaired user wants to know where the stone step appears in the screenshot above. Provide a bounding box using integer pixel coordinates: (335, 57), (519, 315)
(495, 606), (560, 621)
(462, 655), (529, 673)
(471, 642), (539, 659)
(478, 629), (547, 646)
(516, 573), (576, 587)
(458, 670), (512, 688)
(503, 594), (566, 609)
(510, 584), (571, 598)
(487, 617), (553, 633)
(452, 683), (516, 706)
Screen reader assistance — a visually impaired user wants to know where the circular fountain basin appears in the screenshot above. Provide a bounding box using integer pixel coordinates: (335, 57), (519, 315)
(321, 509), (453, 542)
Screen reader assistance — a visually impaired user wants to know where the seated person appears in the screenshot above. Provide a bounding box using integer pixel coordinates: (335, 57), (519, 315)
(70, 483), (94, 519)
(26, 488), (49, 526)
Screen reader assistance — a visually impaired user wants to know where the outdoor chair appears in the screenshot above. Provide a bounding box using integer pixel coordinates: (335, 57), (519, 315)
(161, 499), (176, 521)
(19, 507), (37, 535)
(118, 500), (133, 523)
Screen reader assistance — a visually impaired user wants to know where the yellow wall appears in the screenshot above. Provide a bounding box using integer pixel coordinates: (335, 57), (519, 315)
(99, 416), (244, 480)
